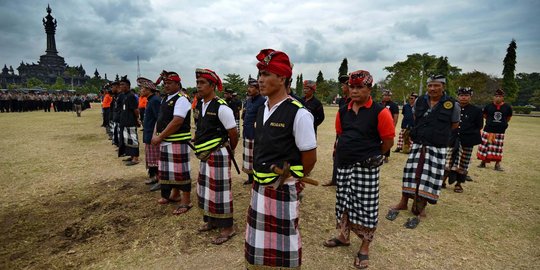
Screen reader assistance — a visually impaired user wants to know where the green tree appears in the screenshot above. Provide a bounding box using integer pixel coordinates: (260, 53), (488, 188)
(51, 76), (66, 90)
(8, 83), (21, 90)
(296, 73), (303, 96)
(338, 58), (348, 77)
(316, 71), (324, 85)
(26, 77), (44, 88)
(453, 71), (501, 105)
(502, 39), (518, 101)
(384, 53), (461, 98)
(82, 76), (107, 94)
(528, 90), (540, 108)
(222, 73), (247, 99)
(515, 73), (540, 105)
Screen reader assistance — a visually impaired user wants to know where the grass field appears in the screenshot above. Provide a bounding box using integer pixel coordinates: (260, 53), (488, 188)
(1, 105), (539, 269)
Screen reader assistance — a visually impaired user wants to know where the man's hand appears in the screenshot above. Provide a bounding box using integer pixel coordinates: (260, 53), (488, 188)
(151, 135), (162, 146)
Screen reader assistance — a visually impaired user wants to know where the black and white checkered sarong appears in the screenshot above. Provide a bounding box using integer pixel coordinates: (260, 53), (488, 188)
(336, 164), (380, 228)
(122, 126), (139, 148)
(402, 143), (447, 203)
(242, 138), (254, 173)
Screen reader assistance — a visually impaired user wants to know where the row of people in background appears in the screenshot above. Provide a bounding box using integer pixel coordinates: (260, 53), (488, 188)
(0, 91), (92, 113)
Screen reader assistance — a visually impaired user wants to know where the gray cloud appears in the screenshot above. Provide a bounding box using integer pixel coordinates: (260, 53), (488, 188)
(394, 20), (431, 39)
(0, 0), (538, 87)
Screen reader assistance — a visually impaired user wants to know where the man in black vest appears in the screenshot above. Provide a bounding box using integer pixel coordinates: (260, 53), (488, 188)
(118, 76), (141, 165)
(193, 68), (238, 245)
(111, 81), (123, 147)
(323, 70), (394, 269)
(224, 88), (242, 135)
(302, 80), (325, 134)
(241, 77), (266, 185)
(245, 49), (317, 269)
(386, 75), (460, 229)
(477, 89), (513, 171)
(444, 87), (483, 192)
(324, 74), (351, 187)
(379, 89), (399, 163)
(151, 71), (193, 212)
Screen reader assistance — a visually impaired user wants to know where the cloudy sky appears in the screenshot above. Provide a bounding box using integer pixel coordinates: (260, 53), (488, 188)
(1, 0), (539, 87)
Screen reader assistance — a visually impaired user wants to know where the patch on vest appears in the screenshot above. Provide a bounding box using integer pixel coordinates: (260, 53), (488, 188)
(206, 112), (217, 116)
(443, 101), (453, 109)
(168, 100), (174, 106)
(269, 122), (285, 128)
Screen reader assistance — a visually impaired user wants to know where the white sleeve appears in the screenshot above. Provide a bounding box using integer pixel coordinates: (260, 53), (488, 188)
(218, 105), (237, 129)
(293, 108), (317, 151)
(173, 96), (191, 118)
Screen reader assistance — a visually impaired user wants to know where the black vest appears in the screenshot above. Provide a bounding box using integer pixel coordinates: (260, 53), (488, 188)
(411, 95), (455, 147)
(253, 99), (303, 177)
(194, 97), (228, 151)
(156, 93), (192, 142)
(336, 102), (384, 166)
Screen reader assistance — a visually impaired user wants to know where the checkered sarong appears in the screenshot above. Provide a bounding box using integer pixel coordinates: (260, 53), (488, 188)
(145, 143), (160, 168)
(397, 129), (405, 148)
(397, 128), (412, 149)
(245, 181), (303, 269)
(477, 131), (505, 162)
(445, 145), (473, 174)
(122, 126), (139, 148)
(336, 164), (380, 229)
(242, 138), (254, 173)
(402, 143), (447, 203)
(112, 121), (119, 145)
(197, 147), (233, 219)
(158, 143), (191, 185)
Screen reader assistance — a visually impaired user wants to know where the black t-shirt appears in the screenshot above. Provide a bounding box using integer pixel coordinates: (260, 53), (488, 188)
(120, 92), (138, 127)
(381, 100), (399, 115)
(483, 103), (512, 134)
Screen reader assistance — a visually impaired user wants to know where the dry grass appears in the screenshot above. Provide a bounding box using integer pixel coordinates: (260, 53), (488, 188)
(0, 105), (539, 269)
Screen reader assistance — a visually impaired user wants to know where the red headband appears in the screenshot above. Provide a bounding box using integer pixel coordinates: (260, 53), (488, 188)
(196, 68), (223, 92)
(256, 49), (293, 78)
(349, 70), (373, 87)
(155, 70), (181, 85)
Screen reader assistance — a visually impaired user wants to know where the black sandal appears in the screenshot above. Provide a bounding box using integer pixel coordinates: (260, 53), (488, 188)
(404, 217), (420, 229)
(354, 252), (369, 269)
(385, 209), (400, 221)
(323, 237), (350, 248)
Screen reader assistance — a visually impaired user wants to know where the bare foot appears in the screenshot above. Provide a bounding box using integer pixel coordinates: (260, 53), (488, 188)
(390, 203), (408, 211)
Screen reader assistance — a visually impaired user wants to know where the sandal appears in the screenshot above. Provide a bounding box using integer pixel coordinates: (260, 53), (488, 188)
(454, 185), (464, 193)
(385, 209), (400, 221)
(323, 237), (350, 248)
(198, 223), (216, 232)
(404, 217), (420, 229)
(211, 231), (237, 245)
(172, 204), (192, 215)
(354, 252), (369, 269)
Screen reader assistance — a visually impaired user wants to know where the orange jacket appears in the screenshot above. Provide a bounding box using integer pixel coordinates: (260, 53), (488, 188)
(138, 96), (148, 109)
(102, 93), (112, 108)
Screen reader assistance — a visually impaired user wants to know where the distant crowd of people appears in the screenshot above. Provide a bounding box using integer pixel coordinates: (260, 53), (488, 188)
(0, 91), (93, 113)
(95, 48), (513, 269)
